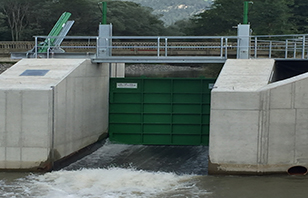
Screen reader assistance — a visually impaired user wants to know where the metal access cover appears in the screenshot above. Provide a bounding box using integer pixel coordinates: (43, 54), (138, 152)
(20, 69), (49, 76)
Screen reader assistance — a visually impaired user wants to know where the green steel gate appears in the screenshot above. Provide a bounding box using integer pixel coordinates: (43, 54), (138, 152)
(109, 77), (216, 145)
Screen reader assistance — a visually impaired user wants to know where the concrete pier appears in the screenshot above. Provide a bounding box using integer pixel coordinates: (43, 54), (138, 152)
(0, 59), (109, 170)
(209, 59), (308, 175)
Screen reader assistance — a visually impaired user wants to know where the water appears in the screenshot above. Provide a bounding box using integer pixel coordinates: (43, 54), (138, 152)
(0, 140), (308, 198)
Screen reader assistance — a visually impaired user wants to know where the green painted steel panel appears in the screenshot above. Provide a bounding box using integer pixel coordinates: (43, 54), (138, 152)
(143, 124), (170, 133)
(38, 12), (72, 53)
(109, 77), (216, 145)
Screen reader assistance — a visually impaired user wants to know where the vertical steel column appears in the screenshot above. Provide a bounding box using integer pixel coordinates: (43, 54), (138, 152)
(306, 41), (308, 58)
(302, 36), (306, 59)
(98, 24), (112, 57)
(254, 37), (257, 58)
(106, 38), (109, 56)
(47, 38), (51, 59)
(102, 2), (107, 25)
(237, 24), (250, 59)
(96, 37), (99, 58)
(35, 37), (38, 58)
(243, 1), (249, 24)
(294, 42), (297, 58)
(157, 37), (160, 57)
(165, 38), (168, 56)
(220, 37), (223, 58)
(285, 40), (289, 58)
(225, 38), (228, 58)
(243, 1), (253, 24)
(269, 41), (272, 58)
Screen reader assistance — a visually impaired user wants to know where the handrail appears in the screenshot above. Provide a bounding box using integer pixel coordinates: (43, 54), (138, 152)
(6, 33), (308, 61)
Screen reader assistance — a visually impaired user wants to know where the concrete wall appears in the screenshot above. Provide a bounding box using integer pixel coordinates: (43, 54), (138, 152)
(258, 74), (308, 171)
(0, 59), (109, 170)
(0, 89), (52, 169)
(53, 60), (109, 161)
(209, 59), (308, 174)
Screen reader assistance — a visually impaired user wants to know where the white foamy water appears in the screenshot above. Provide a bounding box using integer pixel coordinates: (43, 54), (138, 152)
(6, 168), (208, 198)
(0, 141), (210, 197)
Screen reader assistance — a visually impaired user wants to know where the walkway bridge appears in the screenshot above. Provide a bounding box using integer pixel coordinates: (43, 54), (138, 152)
(10, 33), (308, 63)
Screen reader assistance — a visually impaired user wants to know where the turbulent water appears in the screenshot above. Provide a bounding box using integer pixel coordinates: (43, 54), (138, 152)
(1, 168), (207, 198)
(0, 141), (209, 198)
(0, 140), (308, 198)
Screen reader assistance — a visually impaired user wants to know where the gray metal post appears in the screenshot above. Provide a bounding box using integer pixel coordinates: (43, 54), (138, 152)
(35, 37), (38, 58)
(237, 24), (251, 59)
(285, 40), (289, 58)
(165, 38), (168, 57)
(98, 24), (112, 58)
(220, 37), (223, 58)
(269, 41), (272, 58)
(225, 38), (228, 58)
(294, 42), (297, 58)
(47, 38), (51, 59)
(302, 35), (306, 59)
(254, 37), (257, 58)
(157, 37), (160, 57)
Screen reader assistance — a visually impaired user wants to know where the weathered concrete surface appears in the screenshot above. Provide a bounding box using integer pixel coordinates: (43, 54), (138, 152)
(209, 59), (308, 174)
(0, 59), (109, 170)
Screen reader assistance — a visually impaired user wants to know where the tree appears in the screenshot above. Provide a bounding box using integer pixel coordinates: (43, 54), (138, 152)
(249, 0), (293, 35)
(0, 0), (169, 40)
(45, 0), (101, 36)
(0, 0), (48, 41)
(117, 0), (212, 26)
(0, 12), (9, 40)
(289, 0), (308, 33)
(42, 0), (166, 36)
(106, 1), (165, 36)
(32, 0), (166, 36)
(190, 0), (243, 36)
(164, 19), (194, 36)
(0, 0), (44, 41)
(0, 0), (31, 40)
(189, 0), (293, 36)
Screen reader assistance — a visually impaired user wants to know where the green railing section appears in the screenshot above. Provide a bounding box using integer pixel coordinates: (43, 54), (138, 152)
(109, 77), (216, 145)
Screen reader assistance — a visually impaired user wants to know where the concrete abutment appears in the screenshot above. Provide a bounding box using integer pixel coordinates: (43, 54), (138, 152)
(209, 59), (308, 175)
(0, 59), (125, 171)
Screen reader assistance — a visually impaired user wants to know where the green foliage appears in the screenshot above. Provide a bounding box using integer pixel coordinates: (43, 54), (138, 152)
(0, 0), (170, 40)
(1, 0), (308, 40)
(190, 0), (294, 35)
(289, 0), (308, 33)
(106, 1), (165, 36)
(117, 0), (212, 26)
(191, 0), (241, 36)
(0, 0), (39, 40)
(164, 19), (194, 36)
(0, 12), (9, 40)
(30, 0), (100, 36)
(249, 0), (293, 35)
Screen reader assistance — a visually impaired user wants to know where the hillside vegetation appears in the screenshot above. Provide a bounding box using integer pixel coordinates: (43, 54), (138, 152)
(1, 0), (307, 40)
(117, 0), (212, 25)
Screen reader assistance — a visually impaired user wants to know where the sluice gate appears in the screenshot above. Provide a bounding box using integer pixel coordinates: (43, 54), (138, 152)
(109, 77), (216, 145)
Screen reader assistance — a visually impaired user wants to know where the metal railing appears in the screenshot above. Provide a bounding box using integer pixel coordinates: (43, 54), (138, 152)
(251, 34), (308, 59)
(95, 36), (238, 58)
(7, 34), (308, 62)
